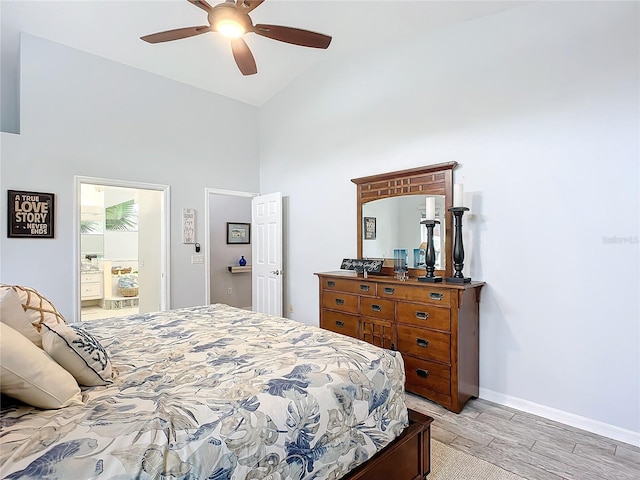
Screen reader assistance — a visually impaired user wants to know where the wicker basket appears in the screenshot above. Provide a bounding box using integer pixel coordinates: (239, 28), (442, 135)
(111, 266), (132, 275)
(119, 286), (138, 297)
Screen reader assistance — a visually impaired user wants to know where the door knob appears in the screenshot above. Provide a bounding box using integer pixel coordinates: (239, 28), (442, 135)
(270, 270), (282, 275)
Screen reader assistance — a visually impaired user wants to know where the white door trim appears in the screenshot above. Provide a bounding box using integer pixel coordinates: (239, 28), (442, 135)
(204, 188), (259, 305)
(74, 176), (171, 322)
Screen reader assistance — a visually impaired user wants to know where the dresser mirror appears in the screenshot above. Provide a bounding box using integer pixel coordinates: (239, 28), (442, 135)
(352, 162), (457, 278)
(362, 194), (446, 270)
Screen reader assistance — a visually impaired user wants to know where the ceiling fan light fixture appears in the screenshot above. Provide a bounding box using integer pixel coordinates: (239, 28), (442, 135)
(141, 0), (332, 75)
(216, 18), (245, 37)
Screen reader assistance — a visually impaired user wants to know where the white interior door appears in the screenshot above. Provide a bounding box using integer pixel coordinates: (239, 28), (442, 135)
(252, 192), (282, 316)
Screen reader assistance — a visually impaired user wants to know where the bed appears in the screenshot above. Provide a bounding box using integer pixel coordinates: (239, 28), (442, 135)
(1, 303), (431, 480)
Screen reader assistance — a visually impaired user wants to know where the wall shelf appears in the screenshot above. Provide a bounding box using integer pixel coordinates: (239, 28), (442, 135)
(228, 265), (252, 273)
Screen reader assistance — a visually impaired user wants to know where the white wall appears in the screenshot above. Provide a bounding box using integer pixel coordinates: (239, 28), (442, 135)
(0, 33), (260, 319)
(259, 1), (639, 441)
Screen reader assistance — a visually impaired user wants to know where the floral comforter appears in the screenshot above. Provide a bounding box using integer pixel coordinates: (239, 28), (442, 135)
(1, 304), (408, 480)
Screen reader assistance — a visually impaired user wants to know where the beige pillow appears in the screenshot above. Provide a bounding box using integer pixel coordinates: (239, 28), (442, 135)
(0, 322), (83, 409)
(41, 323), (113, 386)
(0, 287), (42, 347)
(0, 285), (66, 340)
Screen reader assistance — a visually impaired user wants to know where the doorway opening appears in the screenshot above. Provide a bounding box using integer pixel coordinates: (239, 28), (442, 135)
(204, 188), (257, 308)
(204, 188), (284, 317)
(75, 177), (170, 322)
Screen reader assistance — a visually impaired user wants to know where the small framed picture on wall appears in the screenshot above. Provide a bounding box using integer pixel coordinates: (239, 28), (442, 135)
(364, 217), (376, 240)
(227, 222), (250, 244)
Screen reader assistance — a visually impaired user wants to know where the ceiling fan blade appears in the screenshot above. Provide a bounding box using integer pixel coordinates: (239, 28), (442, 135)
(231, 37), (257, 75)
(187, 0), (215, 13)
(235, 0), (264, 14)
(141, 26), (210, 44)
(252, 24), (332, 49)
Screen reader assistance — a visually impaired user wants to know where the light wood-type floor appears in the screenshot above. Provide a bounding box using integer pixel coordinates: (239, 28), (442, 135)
(405, 393), (640, 480)
(81, 305), (139, 321)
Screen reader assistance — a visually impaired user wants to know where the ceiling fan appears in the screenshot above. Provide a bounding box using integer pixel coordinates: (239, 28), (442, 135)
(140, 0), (332, 76)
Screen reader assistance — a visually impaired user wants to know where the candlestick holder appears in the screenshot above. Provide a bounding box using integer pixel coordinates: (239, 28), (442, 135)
(446, 207), (471, 283)
(418, 219), (442, 283)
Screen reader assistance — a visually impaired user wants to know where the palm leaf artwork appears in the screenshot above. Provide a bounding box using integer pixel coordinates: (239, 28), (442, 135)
(105, 199), (138, 231)
(80, 220), (102, 234)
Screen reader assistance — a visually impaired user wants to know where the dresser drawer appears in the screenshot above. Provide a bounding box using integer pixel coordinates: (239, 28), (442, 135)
(322, 291), (359, 314)
(81, 272), (102, 283)
(360, 297), (395, 320)
(322, 278), (377, 296)
(397, 325), (451, 363)
(321, 310), (359, 338)
(377, 283), (451, 306)
(81, 283), (102, 299)
(397, 302), (451, 331)
(404, 355), (451, 396)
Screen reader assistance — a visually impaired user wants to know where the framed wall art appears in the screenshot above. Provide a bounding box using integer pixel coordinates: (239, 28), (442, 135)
(8, 190), (55, 238)
(227, 222), (250, 244)
(105, 199), (138, 232)
(364, 216), (376, 240)
(182, 208), (195, 244)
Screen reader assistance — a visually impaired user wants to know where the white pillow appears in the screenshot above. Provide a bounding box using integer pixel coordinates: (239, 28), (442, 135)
(0, 323), (83, 409)
(41, 323), (113, 386)
(0, 285), (66, 343)
(0, 287), (42, 347)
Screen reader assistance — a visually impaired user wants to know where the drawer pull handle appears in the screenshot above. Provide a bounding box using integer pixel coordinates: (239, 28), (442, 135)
(415, 311), (429, 320)
(360, 285), (370, 292)
(416, 369), (430, 378)
(328, 281), (336, 287)
(416, 338), (430, 348)
(371, 304), (382, 312)
(335, 298), (345, 306)
(384, 287), (395, 295)
(429, 292), (444, 301)
(335, 320), (345, 328)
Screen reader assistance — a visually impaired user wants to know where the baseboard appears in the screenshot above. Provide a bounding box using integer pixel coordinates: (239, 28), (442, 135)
(479, 388), (640, 447)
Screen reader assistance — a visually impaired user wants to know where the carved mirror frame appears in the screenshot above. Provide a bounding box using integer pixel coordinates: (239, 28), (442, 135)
(352, 161), (457, 278)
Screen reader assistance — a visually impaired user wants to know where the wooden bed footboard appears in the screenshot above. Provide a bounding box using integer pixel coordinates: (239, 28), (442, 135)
(343, 409), (433, 480)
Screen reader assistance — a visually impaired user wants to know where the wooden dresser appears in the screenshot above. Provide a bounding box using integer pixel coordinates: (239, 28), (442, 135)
(316, 270), (484, 413)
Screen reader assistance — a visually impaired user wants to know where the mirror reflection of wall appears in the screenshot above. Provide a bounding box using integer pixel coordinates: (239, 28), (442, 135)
(80, 184), (139, 260)
(80, 184), (105, 257)
(104, 188), (139, 260)
(81, 235), (104, 255)
(362, 195), (446, 269)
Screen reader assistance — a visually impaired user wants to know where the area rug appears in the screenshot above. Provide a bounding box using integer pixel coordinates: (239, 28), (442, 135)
(430, 441), (527, 480)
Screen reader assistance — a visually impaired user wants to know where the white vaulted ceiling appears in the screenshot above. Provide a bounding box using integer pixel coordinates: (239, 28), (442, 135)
(1, 1), (529, 106)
